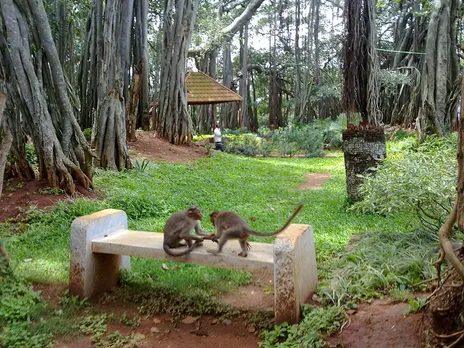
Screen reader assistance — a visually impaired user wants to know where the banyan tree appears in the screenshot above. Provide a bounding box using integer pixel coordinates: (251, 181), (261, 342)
(0, 0), (92, 195)
(341, 0), (385, 201)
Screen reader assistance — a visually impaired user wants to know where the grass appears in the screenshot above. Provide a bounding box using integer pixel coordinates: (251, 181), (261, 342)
(0, 147), (426, 346)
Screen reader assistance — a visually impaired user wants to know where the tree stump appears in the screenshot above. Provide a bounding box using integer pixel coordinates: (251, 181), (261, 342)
(342, 127), (386, 201)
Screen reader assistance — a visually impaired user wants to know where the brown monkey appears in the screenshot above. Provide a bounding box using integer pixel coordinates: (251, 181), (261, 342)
(163, 205), (215, 257)
(208, 203), (304, 257)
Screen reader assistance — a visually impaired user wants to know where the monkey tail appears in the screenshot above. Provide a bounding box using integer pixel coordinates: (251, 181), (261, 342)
(247, 203), (304, 237)
(163, 242), (198, 257)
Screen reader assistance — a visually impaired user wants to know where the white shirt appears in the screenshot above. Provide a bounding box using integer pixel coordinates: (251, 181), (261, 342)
(214, 127), (222, 142)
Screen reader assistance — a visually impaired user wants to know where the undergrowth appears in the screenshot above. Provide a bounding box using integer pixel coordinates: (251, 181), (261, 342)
(259, 304), (346, 347)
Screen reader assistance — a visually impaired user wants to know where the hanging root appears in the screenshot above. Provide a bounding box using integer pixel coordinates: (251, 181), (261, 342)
(424, 203), (464, 347)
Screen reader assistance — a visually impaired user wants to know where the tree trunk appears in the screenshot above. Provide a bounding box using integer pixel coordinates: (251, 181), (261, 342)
(127, 64), (142, 142)
(269, 70), (284, 129)
(417, 0), (458, 140)
(342, 0), (385, 201)
(0, 0), (92, 194)
(78, 0), (104, 130)
(239, 24), (250, 130)
(134, 0), (150, 131)
(93, 0), (132, 170)
(221, 43), (239, 129)
(157, 0), (199, 144)
(0, 89), (13, 198)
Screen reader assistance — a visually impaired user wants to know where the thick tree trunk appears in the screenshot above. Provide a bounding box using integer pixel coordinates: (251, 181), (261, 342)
(221, 43), (239, 129)
(342, 128), (386, 201)
(269, 70), (284, 129)
(342, 0), (385, 201)
(78, 0), (104, 130)
(93, 0), (132, 170)
(157, 0), (199, 144)
(417, 0), (458, 140)
(0, 90), (13, 198)
(134, 0), (149, 131)
(0, 0), (92, 194)
(127, 65), (142, 142)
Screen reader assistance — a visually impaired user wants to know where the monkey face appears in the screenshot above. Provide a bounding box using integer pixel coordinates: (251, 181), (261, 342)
(209, 212), (218, 225)
(188, 206), (203, 220)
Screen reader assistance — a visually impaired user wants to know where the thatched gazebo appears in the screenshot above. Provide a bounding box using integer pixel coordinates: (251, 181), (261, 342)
(185, 71), (242, 130)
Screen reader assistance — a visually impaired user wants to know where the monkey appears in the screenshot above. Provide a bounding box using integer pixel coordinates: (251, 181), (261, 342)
(207, 203), (304, 257)
(163, 205), (215, 257)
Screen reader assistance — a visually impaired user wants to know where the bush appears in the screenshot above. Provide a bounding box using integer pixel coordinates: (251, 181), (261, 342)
(317, 230), (438, 306)
(350, 134), (457, 233)
(260, 304), (346, 347)
(273, 126), (325, 158)
(225, 134), (260, 157)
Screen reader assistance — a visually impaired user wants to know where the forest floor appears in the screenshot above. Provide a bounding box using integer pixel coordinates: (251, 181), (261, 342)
(0, 131), (425, 347)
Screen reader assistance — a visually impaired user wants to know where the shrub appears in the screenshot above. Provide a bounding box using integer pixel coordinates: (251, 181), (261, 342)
(225, 134), (260, 157)
(259, 304), (346, 347)
(350, 134), (457, 234)
(272, 126), (325, 158)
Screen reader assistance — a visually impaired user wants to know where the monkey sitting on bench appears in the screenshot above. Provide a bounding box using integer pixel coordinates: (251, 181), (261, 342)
(163, 205), (216, 257)
(207, 203), (304, 257)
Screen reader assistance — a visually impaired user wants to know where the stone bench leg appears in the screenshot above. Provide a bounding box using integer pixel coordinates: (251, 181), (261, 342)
(273, 224), (317, 324)
(69, 209), (130, 298)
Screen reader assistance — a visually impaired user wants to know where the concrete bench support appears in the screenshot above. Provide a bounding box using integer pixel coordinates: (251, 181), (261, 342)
(274, 224), (318, 324)
(69, 209), (317, 324)
(69, 209), (130, 298)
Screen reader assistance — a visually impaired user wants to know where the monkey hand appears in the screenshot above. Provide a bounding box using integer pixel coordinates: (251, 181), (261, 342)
(246, 242), (252, 251)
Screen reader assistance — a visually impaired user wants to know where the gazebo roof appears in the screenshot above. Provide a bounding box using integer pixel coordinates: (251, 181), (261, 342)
(186, 71), (242, 105)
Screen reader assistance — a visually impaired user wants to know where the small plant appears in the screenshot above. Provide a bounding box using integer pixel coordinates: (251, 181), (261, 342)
(83, 128), (92, 141)
(205, 142), (213, 156)
(407, 296), (426, 314)
(74, 313), (108, 343)
(37, 187), (65, 195)
(133, 159), (150, 172)
(120, 312), (141, 328)
(25, 143), (39, 168)
(259, 304), (346, 347)
(96, 330), (135, 348)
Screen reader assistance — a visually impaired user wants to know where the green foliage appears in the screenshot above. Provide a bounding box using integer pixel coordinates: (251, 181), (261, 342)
(133, 159), (150, 172)
(225, 133), (261, 157)
(113, 273), (240, 321)
(350, 134), (457, 234)
(225, 124), (326, 158)
(25, 143), (39, 168)
(259, 305), (346, 347)
(0, 322), (53, 348)
(317, 230), (438, 306)
(0, 270), (49, 347)
(0, 271), (46, 325)
(407, 296), (427, 314)
(83, 128), (92, 141)
(119, 312), (141, 328)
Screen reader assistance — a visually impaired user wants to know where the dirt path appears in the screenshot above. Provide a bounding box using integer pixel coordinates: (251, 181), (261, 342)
(327, 300), (424, 348)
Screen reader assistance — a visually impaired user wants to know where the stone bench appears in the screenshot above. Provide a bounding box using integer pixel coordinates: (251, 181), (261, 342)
(69, 209), (318, 324)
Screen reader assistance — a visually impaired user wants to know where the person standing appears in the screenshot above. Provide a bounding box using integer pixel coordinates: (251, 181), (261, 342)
(213, 122), (224, 151)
